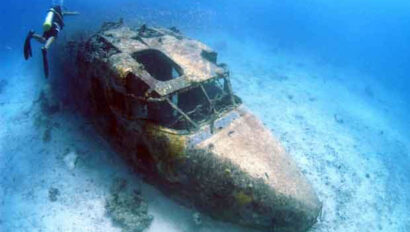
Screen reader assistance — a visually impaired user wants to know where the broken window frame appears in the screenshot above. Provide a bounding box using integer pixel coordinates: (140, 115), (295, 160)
(125, 75), (240, 133)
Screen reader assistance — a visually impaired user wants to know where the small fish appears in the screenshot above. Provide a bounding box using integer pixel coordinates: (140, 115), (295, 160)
(5, 46), (12, 50)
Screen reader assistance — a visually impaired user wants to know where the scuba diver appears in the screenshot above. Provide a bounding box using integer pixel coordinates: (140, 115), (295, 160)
(24, 5), (79, 78)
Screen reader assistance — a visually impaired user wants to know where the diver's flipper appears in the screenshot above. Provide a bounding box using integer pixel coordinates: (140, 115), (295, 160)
(24, 30), (34, 60)
(42, 47), (49, 78)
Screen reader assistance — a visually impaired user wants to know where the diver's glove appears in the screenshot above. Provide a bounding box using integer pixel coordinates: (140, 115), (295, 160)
(24, 30), (34, 60)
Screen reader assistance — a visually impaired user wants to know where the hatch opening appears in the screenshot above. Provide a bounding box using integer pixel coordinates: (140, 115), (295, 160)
(132, 49), (182, 82)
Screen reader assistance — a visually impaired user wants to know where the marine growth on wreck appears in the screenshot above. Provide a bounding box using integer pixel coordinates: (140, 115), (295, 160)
(60, 21), (322, 232)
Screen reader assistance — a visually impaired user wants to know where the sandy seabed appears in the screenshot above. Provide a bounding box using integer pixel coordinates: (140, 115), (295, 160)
(0, 33), (409, 232)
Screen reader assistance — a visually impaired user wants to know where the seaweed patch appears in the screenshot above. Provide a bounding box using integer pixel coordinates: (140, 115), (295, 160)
(48, 187), (60, 202)
(105, 178), (153, 232)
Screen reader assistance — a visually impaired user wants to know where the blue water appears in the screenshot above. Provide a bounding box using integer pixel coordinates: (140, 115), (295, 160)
(1, 1), (409, 232)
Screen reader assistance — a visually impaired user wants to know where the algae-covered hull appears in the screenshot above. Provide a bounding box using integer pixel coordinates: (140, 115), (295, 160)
(72, 21), (322, 231)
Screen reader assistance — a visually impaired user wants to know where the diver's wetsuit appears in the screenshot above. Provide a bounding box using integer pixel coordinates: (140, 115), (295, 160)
(43, 6), (64, 40)
(24, 5), (77, 78)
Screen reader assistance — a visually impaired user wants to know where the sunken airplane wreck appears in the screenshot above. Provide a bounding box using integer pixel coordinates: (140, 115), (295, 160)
(68, 21), (322, 232)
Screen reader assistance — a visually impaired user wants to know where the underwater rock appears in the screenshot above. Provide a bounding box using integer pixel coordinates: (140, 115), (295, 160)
(63, 23), (321, 232)
(63, 150), (78, 170)
(105, 178), (153, 232)
(48, 187), (60, 202)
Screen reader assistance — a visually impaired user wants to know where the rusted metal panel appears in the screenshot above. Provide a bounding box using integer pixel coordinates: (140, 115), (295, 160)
(72, 22), (321, 232)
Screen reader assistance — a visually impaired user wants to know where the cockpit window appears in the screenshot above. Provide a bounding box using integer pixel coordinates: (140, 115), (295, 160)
(105, 75), (240, 133)
(144, 77), (241, 131)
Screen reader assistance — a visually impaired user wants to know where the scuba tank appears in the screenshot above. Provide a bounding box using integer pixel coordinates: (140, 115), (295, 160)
(43, 10), (54, 32)
(43, 6), (64, 32)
